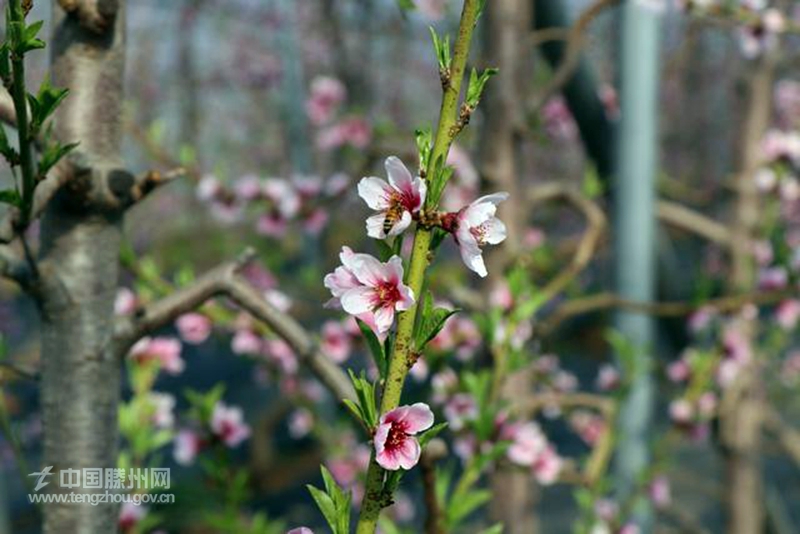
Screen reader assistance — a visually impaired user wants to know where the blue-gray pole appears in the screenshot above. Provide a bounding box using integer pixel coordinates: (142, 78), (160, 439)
(613, 0), (661, 530)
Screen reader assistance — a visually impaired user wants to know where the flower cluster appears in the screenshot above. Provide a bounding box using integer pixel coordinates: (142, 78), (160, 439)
(324, 156), (508, 332)
(197, 171), (349, 238)
(305, 75), (373, 151)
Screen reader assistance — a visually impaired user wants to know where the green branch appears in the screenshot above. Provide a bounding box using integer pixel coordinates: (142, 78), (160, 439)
(7, 0), (37, 228)
(354, 1), (483, 532)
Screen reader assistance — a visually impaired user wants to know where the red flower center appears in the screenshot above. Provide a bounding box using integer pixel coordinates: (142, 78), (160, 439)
(385, 421), (408, 451)
(375, 281), (401, 306)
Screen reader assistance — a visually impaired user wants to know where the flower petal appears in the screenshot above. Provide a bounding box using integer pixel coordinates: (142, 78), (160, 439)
(350, 254), (388, 287)
(340, 286), (375, 315)
(374, 422), (391, 456)
(358, 177), (393, 211)
(482, 217), (507, 245)
(373, 305), (396, 333)
(396, 437), (422, 470)
(385, 156), (414, 193)
(387, 210), (412, 237)
(401, 402), (435, 434)
(366, 213), (388, 239)
(457, 230), (488, 278)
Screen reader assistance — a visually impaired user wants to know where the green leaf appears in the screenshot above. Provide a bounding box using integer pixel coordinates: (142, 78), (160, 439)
(416, 298), (459, 351)
(347, 370), (378, 428)
(465, 67), (499, 108)
(0, 189), (21, 207)
(415, 127), (432, 173)
(427, 160), (454, 208)
(396, 0), (416, 11)
(479, 523), (505, 534)
(357, 318), (387, 380)
(418, 422), (448, 449)
(28, 76), (70, 136)
(447, 488), (492, 526)
(383, 469), (404, 496)
(375, 239), (394, 262)
(38, 140), (78, 177)
(429, 27), (452, 74)
(307, 485), (338, 533)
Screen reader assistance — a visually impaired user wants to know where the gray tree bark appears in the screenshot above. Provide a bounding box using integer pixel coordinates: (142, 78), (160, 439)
(37, 1), (126, 532)
(481, 1), (537, 533)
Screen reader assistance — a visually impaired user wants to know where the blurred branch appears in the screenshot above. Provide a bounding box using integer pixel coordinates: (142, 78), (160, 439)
(526, 183), (607, 307)
(421, 439), (447, 534)
(657, 199), (733, 248)
(114, 249), (356, 402)
(529, 0), (620, 112)
(538, 288), (796, 336)
(57, 0), (119, 34)
(520, 390), (615, 486)
(763, 407), (800, 470)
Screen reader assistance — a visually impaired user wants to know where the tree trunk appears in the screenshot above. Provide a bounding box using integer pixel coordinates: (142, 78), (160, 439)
(39, 2), (126, 532)
(722, 48), (775, 534)
(482, 1), (536, 532)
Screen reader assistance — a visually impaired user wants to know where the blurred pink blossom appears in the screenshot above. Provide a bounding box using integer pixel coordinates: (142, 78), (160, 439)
(211, 402), (251, 447)
(176, 313), (212, 345)
(129, 337), (185, 375)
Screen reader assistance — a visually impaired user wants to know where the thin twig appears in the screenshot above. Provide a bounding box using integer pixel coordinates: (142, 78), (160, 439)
(538, 288), (796, 335)
(657, 199), (733, 248)
(526, 183), (607, 309)
(529, 0), (620, 112)
(114, 249), (356, 402)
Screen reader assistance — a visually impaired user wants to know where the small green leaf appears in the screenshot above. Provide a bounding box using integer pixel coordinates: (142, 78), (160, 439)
(0, 189), (21, 207)
(447, 488), (492, 526)
(479, 523), (504, 534)
(415, 127), (432, 174)
(396, 0), (415, 11)
(375, 239), (394, 261)
(306, 485), (338, 533)
(416, 302), (459, 351)
(357, 318), (387, 380)
(38, 140), (78, 177)
(465, 67), (499, 108)
(429, 28), (452, 74)
(418, 422), (448, 449)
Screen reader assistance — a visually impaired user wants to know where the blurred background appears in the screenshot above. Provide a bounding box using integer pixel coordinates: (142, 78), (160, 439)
(1, 0), (800, 532)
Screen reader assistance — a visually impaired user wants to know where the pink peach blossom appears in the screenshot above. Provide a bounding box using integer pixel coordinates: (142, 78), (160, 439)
(321, 320), (352, 363)
(443, 393), (478, 431)
(211, 402), (251, 447)
(324, 248), (415, 333)
(176, 313), (212, 345)
(532, 445), (562, 485)
(114, 288), (138, 316)
(374, 403), (434, 470)
(119, 502), (147, 532)
(306, 75), (346, 125)
(231, 329), (263, 355)
(776, 299), (800, 330)
(173, 429), (202, 466)
(506, 422), (548, 466)
(129, 337), (185, 375)
(596, 364), (620, 391)
(666, 358), (691, 383)
(453, 193), (509, 277)
(649, 475), (671, 509)
(358, 157), (426, 239)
